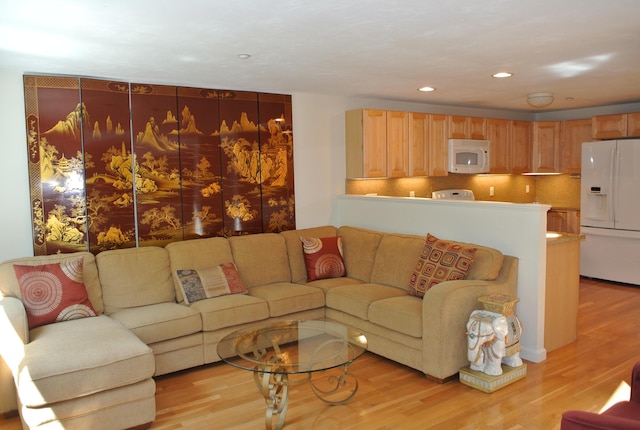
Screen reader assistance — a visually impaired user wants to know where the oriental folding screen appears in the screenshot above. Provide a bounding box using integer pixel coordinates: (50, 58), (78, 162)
(24, 75), (295, 256)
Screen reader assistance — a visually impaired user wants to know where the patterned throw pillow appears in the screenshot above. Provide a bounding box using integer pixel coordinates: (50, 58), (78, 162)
(13, 257), (98, 329)
(408, 234), (477, 298)
(300, 236), (346, 281)
(176, 263), (248, 305)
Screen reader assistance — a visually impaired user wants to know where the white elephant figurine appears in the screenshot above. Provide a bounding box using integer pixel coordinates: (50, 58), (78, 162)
(466, 310), (508, 376)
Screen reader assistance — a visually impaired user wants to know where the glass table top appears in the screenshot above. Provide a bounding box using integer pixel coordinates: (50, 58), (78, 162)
(217, 320), (368, 374)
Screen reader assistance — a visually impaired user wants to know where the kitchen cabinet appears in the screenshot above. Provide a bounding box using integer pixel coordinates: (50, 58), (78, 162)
(346, 109), (387, 178)
(547, 209), (580, 234)
(486, 118), (510, 173)
(387, 110), (409, 177)
(532, 121), (560, 173)
(544, 235), (581, 352)
(448, 116), (487, 139)
(592, 112), (640, 139)
(428, 114), (449, 176)
(409, 112), (429, 176)
(559, 118), (592, 174)
(510, 120), (532, 174)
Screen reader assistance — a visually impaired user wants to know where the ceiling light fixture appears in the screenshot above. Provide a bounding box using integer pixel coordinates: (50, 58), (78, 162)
(237, 54), (251, 60)
(418, 86), (436, 92)
(492, 72), (513, 78)
(527, 92), (554, 108)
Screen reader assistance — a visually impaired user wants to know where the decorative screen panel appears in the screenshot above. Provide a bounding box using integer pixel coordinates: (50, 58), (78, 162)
(24, 75), (295, 255)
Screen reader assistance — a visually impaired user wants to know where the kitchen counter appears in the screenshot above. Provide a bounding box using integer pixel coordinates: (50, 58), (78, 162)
(544, 231), (581, 351)
(546, 231), (583, 244)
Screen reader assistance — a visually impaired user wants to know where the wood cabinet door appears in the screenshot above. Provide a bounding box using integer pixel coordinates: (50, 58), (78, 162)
(362, 109), (388, 177)
(469, 117), (487, 139)
(559, 118), (592, 174)
(592, 114), (627, 139)
(533, 121), (560, 172)
(428, 114), (449, 176)
(409, 112), (429, 176)
(627, 112), (640, 137)
(448, 115), (469, 139)
(386, 110), (409, 177)
(510, 120), (532, 173)
(486, 118), (510, 173)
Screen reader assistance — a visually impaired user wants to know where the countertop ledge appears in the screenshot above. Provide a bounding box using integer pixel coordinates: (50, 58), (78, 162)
(546, 232), (584, 244)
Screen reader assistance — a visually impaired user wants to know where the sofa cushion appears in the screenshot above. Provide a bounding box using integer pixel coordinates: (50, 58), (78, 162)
(300, 236), (346, 281)
(368, 296), (423, 338)
(13, 257), (97, 329)
(248, 282), (325, 317)
(466, 244), (505, 281)
(191, 294), (270, 331)
(326, 283), (406, 320)
(97, 246), (175, 314)
(0, 252), (104, 314)
(18, 315), (154, 407)
(108, 302), (202, 344)
(175, 263), (247, 304)
(337, 226), (384, 282)
(280, 226), (338, 283)
(228, 233), (291, 288)
(408, 234), (477, 298)
(166, 237), (235, 303)
(370, 234), (426, 290)
(306, 277), (364, 295)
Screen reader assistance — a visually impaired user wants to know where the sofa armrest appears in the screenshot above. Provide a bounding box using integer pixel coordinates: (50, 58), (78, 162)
(0, 296), (28, 367)
(420, 256), (518, 381)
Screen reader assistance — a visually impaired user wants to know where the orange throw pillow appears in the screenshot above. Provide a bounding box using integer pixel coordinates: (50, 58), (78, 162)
(408, 234), (476, 298)
(300, 236), (346, 281)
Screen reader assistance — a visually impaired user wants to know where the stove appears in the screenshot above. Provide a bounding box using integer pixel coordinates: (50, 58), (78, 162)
(431, 189), (475, 200)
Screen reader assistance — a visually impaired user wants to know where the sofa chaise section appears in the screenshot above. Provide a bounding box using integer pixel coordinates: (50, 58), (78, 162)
(0, 252), (156, 429)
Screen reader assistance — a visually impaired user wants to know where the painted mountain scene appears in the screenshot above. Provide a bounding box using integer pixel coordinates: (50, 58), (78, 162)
(24, 76), (295, 255)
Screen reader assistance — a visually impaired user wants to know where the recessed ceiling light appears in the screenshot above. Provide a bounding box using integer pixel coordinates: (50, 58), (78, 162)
(418, 86), (436, 92)
(492, 72), (513, 78)
(237, 54), (251, 60)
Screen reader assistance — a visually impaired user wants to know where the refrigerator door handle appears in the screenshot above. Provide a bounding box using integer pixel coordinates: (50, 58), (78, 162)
(612, 144), (619, 225)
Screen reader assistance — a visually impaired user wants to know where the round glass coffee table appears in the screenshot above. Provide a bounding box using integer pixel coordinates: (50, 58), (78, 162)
(217, 320), (368, 430)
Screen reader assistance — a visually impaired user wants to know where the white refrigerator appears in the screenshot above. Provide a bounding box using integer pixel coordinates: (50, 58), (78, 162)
(580, 139), (640, 285)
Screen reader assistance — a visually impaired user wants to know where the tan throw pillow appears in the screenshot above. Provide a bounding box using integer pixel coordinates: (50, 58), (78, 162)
(408, 233), (477, 298)
(13, 257), (98, 329)
(176, 263), (248, 304)
(300, 236), (346, 281)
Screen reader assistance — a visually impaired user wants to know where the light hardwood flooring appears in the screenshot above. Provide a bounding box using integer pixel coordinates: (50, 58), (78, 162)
(2, 277), (639, 429)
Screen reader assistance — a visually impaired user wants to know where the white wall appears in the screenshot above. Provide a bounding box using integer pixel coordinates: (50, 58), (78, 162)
(0, 70), (33, 262)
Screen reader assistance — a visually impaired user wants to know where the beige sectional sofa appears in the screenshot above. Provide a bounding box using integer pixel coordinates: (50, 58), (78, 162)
(0, 225), (517, 429)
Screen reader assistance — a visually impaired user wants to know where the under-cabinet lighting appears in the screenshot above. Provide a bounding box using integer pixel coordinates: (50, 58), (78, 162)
(418, 86), (436, 92)
(492, 72), (513, 78)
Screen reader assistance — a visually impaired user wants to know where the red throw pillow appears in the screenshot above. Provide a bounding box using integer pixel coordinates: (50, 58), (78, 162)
(13, 257), (97, 329)
(408, 234), (477, 298)
(300, 236), (346, 281)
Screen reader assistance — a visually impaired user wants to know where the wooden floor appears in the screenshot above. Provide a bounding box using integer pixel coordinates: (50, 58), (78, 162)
(2, 277), (639, 429)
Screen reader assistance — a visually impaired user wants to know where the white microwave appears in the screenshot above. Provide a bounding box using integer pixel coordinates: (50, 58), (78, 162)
(448, 139), (490, 174)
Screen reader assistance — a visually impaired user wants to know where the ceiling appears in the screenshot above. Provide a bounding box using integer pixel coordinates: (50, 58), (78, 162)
(2, 0), (640, 112)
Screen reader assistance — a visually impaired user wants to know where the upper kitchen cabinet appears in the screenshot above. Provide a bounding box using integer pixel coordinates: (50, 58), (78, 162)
(592, 112), (640, 139)
(559, 118), (592, 174)
(532, 121), (560, 173)
(510, 120), (532, 174)
(428, 113), (449, 176)
(409, 112), (429, 176)
(387, 110), (410, 177)
(448, 115), (486, 139)
(486, 118), (510, 173)
(346, 109), (387, 178)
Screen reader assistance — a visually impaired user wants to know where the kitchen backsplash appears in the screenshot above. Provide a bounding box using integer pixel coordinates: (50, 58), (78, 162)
(346, 174), (581, 209)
